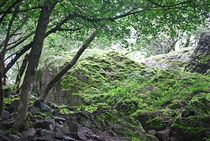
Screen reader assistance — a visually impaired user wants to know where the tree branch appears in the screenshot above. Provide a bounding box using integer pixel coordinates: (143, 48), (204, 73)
(42, 29), (97, 100)
(0, 0), (22, 24)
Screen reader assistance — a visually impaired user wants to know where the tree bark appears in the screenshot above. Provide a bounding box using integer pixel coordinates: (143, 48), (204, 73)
(42, 30), (97, 100)
(0, 9), (17, 115)
(15, 54), (28, 92)
(0, 54), (4, 115)
(14, 2), (56, 130)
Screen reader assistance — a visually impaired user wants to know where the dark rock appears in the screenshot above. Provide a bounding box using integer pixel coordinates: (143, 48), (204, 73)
(34, 129), (56, 141)
(67, 121), (79, 133)
(33, 135), (54, 141)
(5, 100), (19, 113)
(0, 130), (11, 141)
(21, 128), (36, 137)
(170, 137), (176, 141)
(181, 110), (196, 117)
(33, 100), (51, 112)
(170, 122), (207, 141)
(0, 110), (10, 120)
(2, 119), (15, 129)
(8, 135), (21, 141)
(156, 129), (170, 141)
(34, 119), (55, 129)
(37, 129), (54, 136)
(148, 130), (156, 136)
(55, 125), (69, 137)
(63, 136), (77, 141)
(77, 126), (93, 140)
(53, 116), (66, 123)
(185, 32), (210, 74)
(30, 107), (41, 114)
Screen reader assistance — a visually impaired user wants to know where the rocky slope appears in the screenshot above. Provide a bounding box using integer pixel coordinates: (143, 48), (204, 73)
(0, 99), (157, 141)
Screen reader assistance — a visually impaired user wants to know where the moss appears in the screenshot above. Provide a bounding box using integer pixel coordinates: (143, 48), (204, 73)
(146, 117), (168, 130)
(61, 51), (143, 105)
(170, 95), (210, 141)
(59, 51), (210, 140)
(3, 96), (19, 105)
(171, 124), (207, 141)
(93, 109), (158, 141)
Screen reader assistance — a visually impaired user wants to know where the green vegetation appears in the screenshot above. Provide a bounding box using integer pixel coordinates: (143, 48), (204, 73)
(61, 51), (210, 139)
(0, 0), (209, 140)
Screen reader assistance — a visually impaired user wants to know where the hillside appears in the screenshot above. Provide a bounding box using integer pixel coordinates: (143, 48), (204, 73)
(1, 35), (210, 141)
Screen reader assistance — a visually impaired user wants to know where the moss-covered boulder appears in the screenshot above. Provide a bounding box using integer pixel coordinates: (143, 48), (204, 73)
(40, 49), (209, 140)
(170, 94), (210, 141)
(61, 51), (144, 106)
(72, 63), (210, 140)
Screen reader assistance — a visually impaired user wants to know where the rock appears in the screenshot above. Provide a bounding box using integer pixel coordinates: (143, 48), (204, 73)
(34, 119), (55, 129)
(22, 128), (36, 137)
(170, 137), (176, 141)
(5, 100), (19, 113)
(0, 130), (11, 141)
(148, 130), (156, 136)
(156, 129), (170, 141)
(34, 129), (56, 141)
(53, 116), (66, 123)
(67, 121), (79, 133)
(8, 135), (21, 141)
(0, 110), (10, 120)
(63, 136), (77, 141)
(2, 119), (15, 129)
(30, 107), (41, 114)
(0, 136), (11, 141)
(55, 125), (69, 137)
(34, 135), (54, 141)
(185, 32), (210, 74)
(181, 110), (196, 117)
(33, 100), (51, 112)
(77, 126), (93, 140)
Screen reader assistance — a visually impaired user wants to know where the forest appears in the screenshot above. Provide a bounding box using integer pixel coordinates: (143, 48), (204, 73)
(0, 0), (210, 141)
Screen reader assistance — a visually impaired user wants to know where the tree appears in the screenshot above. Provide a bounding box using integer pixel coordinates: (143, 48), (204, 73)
(13, 1), (56, 129)
(40, 0), (210, 98)
(0, 0), (209, 128)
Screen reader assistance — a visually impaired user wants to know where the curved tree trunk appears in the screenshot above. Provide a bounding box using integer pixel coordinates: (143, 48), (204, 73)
(14, 2), (56, 130)
(42, 30), (97, 100)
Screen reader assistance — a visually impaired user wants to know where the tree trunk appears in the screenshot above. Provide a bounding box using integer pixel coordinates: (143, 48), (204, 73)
(15, 54), (28, 92)
(0, 9), (16, 115)
(42, 30), (97, 100)
(14, 2), (56, 130)
(0, 54), (4, 115)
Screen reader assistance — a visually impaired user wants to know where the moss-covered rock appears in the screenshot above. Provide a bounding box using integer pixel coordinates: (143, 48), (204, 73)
(61, 51), (144, 106)
(57, 49), (210, 140)
(170, 94), (210, 141)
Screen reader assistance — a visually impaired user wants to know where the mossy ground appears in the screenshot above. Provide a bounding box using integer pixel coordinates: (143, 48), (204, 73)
(61, 51), (210, 140)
